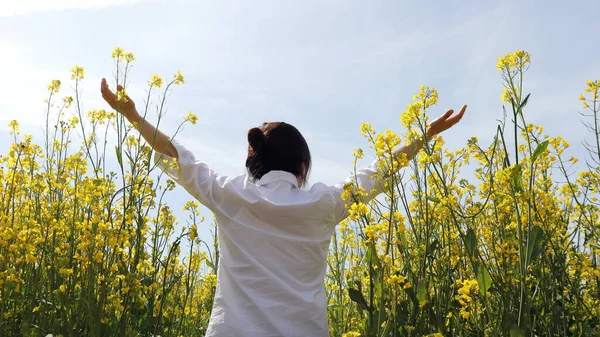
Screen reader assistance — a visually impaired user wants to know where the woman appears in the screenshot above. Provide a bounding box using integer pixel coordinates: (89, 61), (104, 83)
(101, 78), (466, 337)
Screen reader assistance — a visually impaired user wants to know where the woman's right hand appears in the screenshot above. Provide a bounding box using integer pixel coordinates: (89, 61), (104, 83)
(426, 104), (467, 139)
(101, 78), (137, 119)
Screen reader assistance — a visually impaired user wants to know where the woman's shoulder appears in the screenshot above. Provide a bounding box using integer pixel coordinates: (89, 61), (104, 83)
(305, 181), (344, 198)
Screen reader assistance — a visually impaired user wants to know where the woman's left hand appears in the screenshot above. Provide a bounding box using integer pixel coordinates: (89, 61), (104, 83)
(426, 104), (467, 138)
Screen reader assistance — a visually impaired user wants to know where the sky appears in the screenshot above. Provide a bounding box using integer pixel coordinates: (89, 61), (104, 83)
(1, 0), (599, 243)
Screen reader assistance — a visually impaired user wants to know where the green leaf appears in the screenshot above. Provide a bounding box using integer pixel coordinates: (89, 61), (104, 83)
(394, 303), (408, 325)
(146, 148), (154, 168)
(526, 226), (544, 267)
(365, 244), (381, 278)
(404, 286), (418, 306)
(428, 239), (440, 260)
(375, 279), (383, 299)
(416, 283), (427, 305)
(464, 228), (477, 257)
(370, 308), (381, 336)
(206, 260), (215, 270)
(510, 164), (523, 192)
(115, 146), (123, 168)
(476, 265), (492, 296)
(531, 140), (549, 164)
(20, 321), (31, 336)
(426, 196), (440, 203)
(327, 304), (343, 317)
(510, 325), (525, 337)
(397, 232), (408, 251)
(365, 244), (379, 266)
(518, 93), (531, 112)
(348, 288), (369, 312)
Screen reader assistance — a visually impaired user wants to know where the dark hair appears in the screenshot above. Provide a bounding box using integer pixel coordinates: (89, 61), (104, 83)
(246, 122), (311, 186)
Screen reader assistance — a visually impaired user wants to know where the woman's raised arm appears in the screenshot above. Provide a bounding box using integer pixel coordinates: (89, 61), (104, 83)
(332, 105), (467, 223)
(392, 104), (467, 162)
(100, 78), (178, 158)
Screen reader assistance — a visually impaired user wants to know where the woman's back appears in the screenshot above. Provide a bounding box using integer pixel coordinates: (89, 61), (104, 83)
(155, 139), (381, 336)
(207, 172), (339, 336)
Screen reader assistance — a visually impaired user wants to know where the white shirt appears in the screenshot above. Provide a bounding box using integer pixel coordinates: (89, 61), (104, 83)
(154, 140), (385, 337)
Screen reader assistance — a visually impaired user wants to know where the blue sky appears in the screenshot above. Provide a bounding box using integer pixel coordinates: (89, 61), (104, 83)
(1, 0), (599, 241)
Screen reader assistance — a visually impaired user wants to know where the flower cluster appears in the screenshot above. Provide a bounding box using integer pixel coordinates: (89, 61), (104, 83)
(325, 51), (600, 336)
(0, 49), (216, 336)
(2, 48), (599, 337)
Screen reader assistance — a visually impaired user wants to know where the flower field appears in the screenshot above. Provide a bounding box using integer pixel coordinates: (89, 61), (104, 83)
(0, 49), (598, 336)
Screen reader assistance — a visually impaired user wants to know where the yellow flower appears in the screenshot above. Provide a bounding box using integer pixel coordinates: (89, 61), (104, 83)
(183, 111), (198, 125)
(514, 49), (531, 67)
(184, 200), (199, 211)
(583, 79), (598, 99)
(70, 64), (85, 80)
(124, 135), (139, 147)
(59, 268), (74, 276)
(111, 47), (135, 62)
(400, 102), (422, 129)
(501, 86), (519, 104)
(189, 224), (198, 241)
(340, 182), (356, 201)
(205, 273), (218, 286)
(47, 79), (61, 93)
(348, 202), (369, 221)
(363, 223), (385, 241)
(25, 254), (37, 264)
(68, 116), (79, 128)
(457, 279), (479, 296)
(59, 284), (67, 293)
(148, 74), (163, 88)
(8, 120), (19, 133)
(112, 46), (124, 59)
(353, 148), (364, 159)
(455, 279), (479, 319)
(360, 123), (374, 137)
(116, 88), (129, 103)
(125, 52), (135, 63)
(496, 53), (513, 69)
(342, 332), (361, 337)
(174, 70), (185, 85)
(400, 86), (437, 130)
(93, 251), (103, 263)
(497, 49), (531, 70)
(386, 274), (407, 286)
(63, 96), (74, 108)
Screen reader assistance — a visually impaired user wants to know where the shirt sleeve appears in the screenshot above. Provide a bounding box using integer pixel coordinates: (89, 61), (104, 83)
(331, 158), (393, 223)
(153, 139), (227, 212)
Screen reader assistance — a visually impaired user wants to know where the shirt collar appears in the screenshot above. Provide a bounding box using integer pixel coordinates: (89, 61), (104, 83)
(257, 170), (299, 188)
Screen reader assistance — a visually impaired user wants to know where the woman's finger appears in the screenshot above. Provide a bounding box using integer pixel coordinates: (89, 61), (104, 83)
(440, 109), (454, 120)
(100, 78), (117, 109)
(101, 78), (111, 96)
(447, 105), (467, 125)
